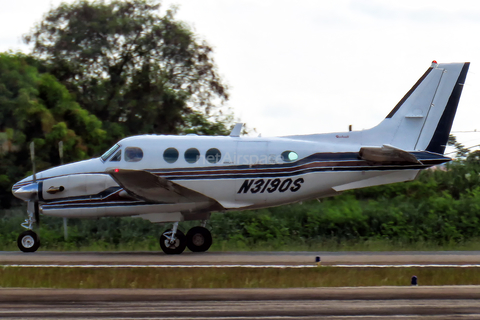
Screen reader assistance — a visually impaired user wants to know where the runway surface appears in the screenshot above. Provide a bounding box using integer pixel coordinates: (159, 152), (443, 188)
(2, 250), (480, 266)
(4, 252), (480, 319)
(2, 287), (480, 319)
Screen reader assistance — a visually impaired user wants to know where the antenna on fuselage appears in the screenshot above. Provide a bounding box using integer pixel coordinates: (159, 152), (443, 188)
(29, 141), (36, 183)
(230, 123), (244, 137)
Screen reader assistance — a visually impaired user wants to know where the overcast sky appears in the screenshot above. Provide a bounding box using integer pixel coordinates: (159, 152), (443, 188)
(1, 0), (479, 152)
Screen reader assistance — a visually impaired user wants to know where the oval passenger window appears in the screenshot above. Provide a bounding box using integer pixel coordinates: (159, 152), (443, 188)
(125, 147), (144, 162)
(185, 148), (200, 164)
(164, 148), (179, 164)
(206, 148), (221, 164)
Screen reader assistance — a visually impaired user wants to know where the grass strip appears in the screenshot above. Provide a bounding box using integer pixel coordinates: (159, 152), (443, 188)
(1, 267), (480, 289)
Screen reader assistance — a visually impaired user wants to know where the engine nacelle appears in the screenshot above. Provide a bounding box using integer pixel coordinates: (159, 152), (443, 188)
(41, 174), (118, 200)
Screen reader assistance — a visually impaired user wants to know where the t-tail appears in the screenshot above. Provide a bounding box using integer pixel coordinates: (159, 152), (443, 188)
(363, 61), (470, 154)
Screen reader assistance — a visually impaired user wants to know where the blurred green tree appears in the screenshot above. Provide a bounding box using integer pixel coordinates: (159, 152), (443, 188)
(0, 53), (106, 208)
(24, 0), (232, 141)
(448, 134), (470, 158)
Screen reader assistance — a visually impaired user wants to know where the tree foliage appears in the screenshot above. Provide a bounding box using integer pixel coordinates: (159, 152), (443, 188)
(448, 134), (470, 158)
(0, 0), (237, 208)
(0, 53), (105, 207)
(25, 0), (230, 138)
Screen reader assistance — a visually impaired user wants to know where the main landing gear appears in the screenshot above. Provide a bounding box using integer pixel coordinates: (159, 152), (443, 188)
(160, 222), (212, 254)
(17, 205), (40, 253)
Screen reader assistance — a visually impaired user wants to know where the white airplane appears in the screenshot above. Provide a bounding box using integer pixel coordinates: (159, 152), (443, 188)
(12, 61), (469, 254)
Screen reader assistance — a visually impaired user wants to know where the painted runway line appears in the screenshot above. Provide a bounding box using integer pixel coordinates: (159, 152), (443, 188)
(3, 264), (480, 268)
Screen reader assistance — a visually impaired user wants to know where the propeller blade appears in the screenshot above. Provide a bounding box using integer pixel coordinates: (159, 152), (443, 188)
(30, 141), (36, 183)
(58, 141), (64, 165)
(34, 201), (40, 226)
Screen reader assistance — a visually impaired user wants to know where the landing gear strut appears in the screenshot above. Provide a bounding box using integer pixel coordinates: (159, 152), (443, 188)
(159, 223), (213, 254)
(17, 202), (40, 253)
(160, 222), (187, 254)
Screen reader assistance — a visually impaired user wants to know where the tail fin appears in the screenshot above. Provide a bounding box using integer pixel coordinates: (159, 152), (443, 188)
(364, 61), (469, 154)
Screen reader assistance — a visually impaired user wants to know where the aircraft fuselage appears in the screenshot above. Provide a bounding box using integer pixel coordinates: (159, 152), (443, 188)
(12, 133), (449, 223)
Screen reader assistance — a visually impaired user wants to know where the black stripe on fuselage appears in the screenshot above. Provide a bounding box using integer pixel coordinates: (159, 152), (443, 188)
(426, 62), (470, 154)
(16, 151), (450, 196)
(38, 152), (449, 206)
(148, 151), (448, 174)
(42, 201), (159, 210)
(13, 148), (450, 192)
(165, 163), (439, 181)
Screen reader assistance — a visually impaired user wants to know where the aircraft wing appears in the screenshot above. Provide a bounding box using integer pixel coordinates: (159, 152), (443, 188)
(108, 169), (213, 203)
(359, 144), (421, 164)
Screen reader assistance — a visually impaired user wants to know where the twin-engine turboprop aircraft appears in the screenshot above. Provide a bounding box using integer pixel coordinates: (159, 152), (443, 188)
(12, 61), (469, 254)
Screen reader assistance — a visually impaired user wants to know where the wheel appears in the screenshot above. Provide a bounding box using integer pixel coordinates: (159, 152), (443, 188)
(186, 226), (212, 252)
(160, 229), (186, 254)
(17, 230), (40, 253)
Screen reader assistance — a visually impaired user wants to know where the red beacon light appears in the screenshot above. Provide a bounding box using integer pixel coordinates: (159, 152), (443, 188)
(114, 168), (119, 173)
(432, 60), (437, 64)
(431, 60), (438, 67)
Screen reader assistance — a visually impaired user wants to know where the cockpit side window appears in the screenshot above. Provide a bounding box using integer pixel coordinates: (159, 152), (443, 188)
(101, 144), (120, 162)
(125, 147), (144, 162)
(110, 149), (122, 162)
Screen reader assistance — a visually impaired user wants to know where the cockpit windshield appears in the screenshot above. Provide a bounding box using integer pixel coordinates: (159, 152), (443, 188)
(101, 144), (120, 161)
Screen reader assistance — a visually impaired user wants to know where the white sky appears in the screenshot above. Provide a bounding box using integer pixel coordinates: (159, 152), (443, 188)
(1, 0), (480, 152)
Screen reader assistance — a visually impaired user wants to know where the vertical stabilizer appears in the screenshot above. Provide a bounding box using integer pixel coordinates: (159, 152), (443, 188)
(363, 62), (469, 154)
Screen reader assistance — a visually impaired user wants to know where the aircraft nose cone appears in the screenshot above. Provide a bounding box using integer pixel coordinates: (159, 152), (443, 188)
(13, 183), (39, 201)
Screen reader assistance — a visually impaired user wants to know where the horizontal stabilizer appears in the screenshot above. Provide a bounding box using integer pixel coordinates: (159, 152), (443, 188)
(108, 169), (214, 204)
(359, 145), (421, 164)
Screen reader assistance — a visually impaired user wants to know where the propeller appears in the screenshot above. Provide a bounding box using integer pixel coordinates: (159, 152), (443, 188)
(59, 141), (68, 240)
(30, 141), (36, 183)
(29, 141), (40, 227)
(34, 200), (40, 227)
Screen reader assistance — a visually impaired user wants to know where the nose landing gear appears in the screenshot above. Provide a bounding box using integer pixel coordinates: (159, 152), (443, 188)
(17, 230), (40, 253)
(18, 201), (40, 253)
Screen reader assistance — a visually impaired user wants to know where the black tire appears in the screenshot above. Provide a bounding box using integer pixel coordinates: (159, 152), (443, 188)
(159, 229), (186, 254)
(17, 230), (40, 253)
(186, 226), (212, 252)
